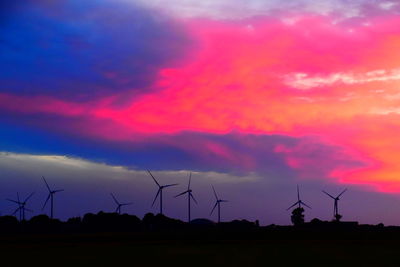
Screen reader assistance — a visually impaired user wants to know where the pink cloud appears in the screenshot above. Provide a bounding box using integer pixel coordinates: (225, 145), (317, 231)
(0, 93), (87, 116)
(2, 15), (400, 191)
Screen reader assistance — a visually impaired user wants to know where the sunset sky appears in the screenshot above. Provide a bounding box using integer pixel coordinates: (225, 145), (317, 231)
(2, 0), (400, 225)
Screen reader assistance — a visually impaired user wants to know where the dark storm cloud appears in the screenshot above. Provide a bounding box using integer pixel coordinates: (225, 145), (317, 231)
(0, 0), (192, 101)
(0, 113), (366, 183)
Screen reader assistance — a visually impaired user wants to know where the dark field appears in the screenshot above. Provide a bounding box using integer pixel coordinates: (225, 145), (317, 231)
(1, 233), (399, 266)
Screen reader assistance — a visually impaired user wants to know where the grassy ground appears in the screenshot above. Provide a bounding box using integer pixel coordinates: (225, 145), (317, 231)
(0, 233), (398, 266)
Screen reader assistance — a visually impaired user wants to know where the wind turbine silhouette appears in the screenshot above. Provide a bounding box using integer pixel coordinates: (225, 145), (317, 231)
(287, 185), (311, 210)
(322, 188), (347, 221)
(210, 186), (228, 223)
(7, 192), (35, 221)
(147, 170), (178, 215)
(175, 172), (197, 222)
(42, 176), (64, 219)
(110, 193), (132, 215)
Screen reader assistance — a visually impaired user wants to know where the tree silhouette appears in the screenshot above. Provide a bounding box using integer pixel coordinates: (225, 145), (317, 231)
(291, 207), (305, 226)
(335, 213), (343, 222)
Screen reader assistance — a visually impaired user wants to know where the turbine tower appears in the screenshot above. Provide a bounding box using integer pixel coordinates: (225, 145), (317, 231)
(175, 172), (197, 222)
(110, 193), (132, 215)
(147, 170), (178, 215)
(7, 192), (35, 221)
(322, 188), (347, 221)
(42, 176), (64, 219)
(287, 185), (311, 210)
(210, 186), (228, 223)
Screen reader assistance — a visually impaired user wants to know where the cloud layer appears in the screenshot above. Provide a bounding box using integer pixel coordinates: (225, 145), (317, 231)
(3, 12), (400, 191)
(134, 0), (400, 19)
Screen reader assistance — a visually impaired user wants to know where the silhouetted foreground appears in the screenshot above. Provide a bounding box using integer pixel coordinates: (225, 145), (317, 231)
(0, 212), (258, 234)
(0, 212), (398, 239)
(1, 214), (400, 266)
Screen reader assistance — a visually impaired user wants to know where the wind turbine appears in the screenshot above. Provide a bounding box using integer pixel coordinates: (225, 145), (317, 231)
(7, 192), (35, 221)
(110, 193), (132, 215)
(147, 170), (178, 215)
(42, 176), (64, 219)
(175, 172), (197, 222)
(322, 188), (347, 221)
(287, 185), (311, 210)
(210, 186), (228, 223)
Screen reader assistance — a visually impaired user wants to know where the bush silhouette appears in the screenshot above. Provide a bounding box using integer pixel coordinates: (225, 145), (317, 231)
(142, 213), (185, 231)
(291, 207), (305, 226)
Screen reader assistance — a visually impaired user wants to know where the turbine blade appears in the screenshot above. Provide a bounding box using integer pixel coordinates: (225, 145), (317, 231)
(11, 207), (20, 216)
(212, 186), (218, 200)
(6, 199), (20, 205)
(301, 201), (312, 209)
(190, 193), (198, 204)
(147, 170), (160, 187)
(287, 201), (299, 210)
(42, 194), (51, 210)
(110, 193), (120, 205)
(121, 202), (133, 206)
(54, 189), (64, 193)
(210, 202), (218, 215)
(220, 200), (229, 202)
(297, 185), (300, 201)
(322, 190), (335, 199)
(151, 189), (161, 207)
(338, 188), (347, 198)
(188, 172), (192, 190)
(25, 192), (35, 202)
(174, 191), (188, 198)
(164, 183), (178, 188)
(42, 176), (51, 192)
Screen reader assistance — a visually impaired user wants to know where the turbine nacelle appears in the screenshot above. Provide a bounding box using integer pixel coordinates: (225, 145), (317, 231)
(7, 192), (35, 221)
(42, 176), (64, 219)
(148, 170), (178, 215)
(111, 193), (132, 214)
(175, 172), (197, 222)
(322, 188), (347, 220)
(210, 186), (228, 223)
(287, 185), (311, 210)
(323, 189), (347, 200)
(160, 184), (178, 190)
